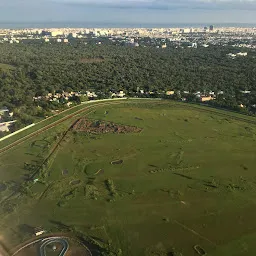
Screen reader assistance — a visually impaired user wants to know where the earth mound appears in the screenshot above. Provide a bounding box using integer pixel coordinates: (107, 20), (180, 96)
(73, 118), (142, 134)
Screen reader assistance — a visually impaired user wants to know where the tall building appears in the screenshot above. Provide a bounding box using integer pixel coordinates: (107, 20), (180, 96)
(209, 25), (214, 31)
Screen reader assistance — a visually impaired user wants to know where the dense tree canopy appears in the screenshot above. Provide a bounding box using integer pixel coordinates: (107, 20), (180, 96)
(0, 41), (255, 129)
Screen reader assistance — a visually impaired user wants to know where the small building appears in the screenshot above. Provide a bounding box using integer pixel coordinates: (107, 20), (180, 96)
(34, 227), (46, 236)
(227, 53), (236, 59)
(200, 96), (213, 102)
(0, 121), (16, 132)
(86, 91), (97, 98)
(117, 91), (126, 97)
(237, 52), (247, 57)
(166, 91), (175, 96)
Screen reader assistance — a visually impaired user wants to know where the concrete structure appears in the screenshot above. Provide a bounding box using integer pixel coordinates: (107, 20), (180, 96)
(237, 52), (248, 56)
(117, 91), (126, 97)
(0, 121), (16, 132)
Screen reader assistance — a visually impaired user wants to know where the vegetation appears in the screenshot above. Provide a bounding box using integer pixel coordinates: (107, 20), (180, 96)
(0, 42), (255, 132)
(0, 100), (255, 255)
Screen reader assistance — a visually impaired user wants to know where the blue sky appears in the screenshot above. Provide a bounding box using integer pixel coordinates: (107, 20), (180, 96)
(0, 0), (256, 24)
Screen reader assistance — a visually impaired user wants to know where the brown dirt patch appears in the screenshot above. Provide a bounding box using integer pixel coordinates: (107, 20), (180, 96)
(73, 118), (142, 134)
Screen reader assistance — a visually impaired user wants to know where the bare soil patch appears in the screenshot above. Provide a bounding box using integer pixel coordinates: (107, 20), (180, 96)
(73, 118), (142, 134)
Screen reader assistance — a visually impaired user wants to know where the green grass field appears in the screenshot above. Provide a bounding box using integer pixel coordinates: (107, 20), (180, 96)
(0, 63), (15, 72)
(0, 100), (256, 256)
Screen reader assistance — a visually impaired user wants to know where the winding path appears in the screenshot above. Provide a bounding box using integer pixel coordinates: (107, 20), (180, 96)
(39, 237), (69, 256)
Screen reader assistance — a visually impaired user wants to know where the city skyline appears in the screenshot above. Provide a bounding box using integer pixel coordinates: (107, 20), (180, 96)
(0, 0), (256, 25)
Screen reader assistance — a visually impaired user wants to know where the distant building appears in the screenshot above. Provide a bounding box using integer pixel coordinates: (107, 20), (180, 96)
(34, 227), (46, 237)
(161, 44), (167, 48)
(200, 96), (213, 102)
(237, 52), (248, 57)
(192, 43), (197, 48)
(209, 25), (214, 31)
(0, 121), (16, 132)
(51, 30), (63, 37)
(41, 30), (51, 36)
(63, 39), (69, 43)
(117, 91), (126, 97)
(166, 91), (175, 95)
(227, 53), (236, 59)
(183, 28), (191, 33)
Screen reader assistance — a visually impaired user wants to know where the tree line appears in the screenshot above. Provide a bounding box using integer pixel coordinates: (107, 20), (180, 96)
(0, 41), (255, 135)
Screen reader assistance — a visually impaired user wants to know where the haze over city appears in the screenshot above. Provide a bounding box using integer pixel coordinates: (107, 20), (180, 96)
(0, 0), (256, 26)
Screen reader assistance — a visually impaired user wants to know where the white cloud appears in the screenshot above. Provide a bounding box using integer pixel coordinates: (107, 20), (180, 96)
(51, 0), (256, 10)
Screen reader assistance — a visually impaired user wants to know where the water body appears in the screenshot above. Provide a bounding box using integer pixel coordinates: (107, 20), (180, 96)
(0, 22), (255, 29)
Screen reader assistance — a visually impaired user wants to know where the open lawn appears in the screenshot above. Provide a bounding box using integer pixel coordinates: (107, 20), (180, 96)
(0, 100), (256, 256)
(0, 63), (15, 72)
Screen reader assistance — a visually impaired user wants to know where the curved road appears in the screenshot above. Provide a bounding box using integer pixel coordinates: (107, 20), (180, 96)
(1, 98), (255, 157)
(39, 237), (69, 256)
(0, 100), (125, 156)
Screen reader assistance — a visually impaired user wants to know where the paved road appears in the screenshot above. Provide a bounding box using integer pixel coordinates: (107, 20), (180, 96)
(39, 237), (69, 256)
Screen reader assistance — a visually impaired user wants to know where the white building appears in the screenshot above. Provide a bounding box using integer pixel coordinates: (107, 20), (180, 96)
(51, 30), (63, 37)
(237, 52), (248, 57)
(240, 90), (251, 94)
(117, 91), (126, 97)
(86, 91), (97, 98)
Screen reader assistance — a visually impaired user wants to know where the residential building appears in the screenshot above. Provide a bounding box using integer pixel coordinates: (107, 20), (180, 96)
(117, 91), (126, 97)
(200, 96), (213, 102)
(237, 52), (247, 56)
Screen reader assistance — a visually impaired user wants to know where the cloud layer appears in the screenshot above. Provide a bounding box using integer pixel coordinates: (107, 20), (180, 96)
(53, 0), (256, 10)
(0, 0), (255, 24)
